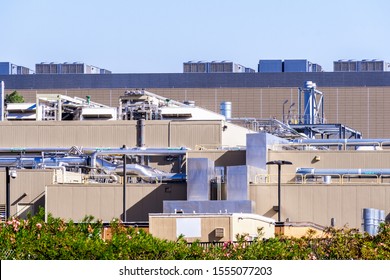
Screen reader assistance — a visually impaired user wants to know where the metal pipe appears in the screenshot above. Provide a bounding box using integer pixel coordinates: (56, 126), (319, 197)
(296, 167), (390, 176)
(291, 138), (390, 145)
(0, 156), (88, 168)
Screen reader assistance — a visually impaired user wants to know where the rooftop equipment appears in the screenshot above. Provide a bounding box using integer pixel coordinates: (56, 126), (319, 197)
(299, 81), (324, 126)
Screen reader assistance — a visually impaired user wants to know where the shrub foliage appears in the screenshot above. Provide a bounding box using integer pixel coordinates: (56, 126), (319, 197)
(1, 209), (389, 260)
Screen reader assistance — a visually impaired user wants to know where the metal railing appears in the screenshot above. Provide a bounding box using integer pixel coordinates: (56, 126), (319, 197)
(255, 173), (390, 185)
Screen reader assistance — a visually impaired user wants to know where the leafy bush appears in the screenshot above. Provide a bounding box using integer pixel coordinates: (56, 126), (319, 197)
(1, 208), (389, 260)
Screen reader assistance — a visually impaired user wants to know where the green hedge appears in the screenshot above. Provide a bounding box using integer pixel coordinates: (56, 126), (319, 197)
(1, 209), (389, 260)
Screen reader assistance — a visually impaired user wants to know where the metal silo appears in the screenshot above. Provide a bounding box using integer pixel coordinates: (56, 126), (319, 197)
(362, 208), (383, 235)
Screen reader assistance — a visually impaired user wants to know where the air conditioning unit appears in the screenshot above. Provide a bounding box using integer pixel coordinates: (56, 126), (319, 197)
(215, 227), (225, 238)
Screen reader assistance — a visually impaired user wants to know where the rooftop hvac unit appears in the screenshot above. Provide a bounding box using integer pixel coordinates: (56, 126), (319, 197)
(215, 227), (225, 238)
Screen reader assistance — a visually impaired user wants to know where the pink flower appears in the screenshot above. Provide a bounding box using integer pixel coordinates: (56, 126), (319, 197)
(36, 223), (42, 230)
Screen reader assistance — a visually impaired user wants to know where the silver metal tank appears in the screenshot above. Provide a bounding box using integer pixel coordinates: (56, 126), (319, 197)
(220, 101), (231, 120)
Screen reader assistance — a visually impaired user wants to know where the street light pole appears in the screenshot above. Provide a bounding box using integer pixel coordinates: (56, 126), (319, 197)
(266, 160), (292, 222)
(5, 167), (10, 219)
(282, 100), (288, 123)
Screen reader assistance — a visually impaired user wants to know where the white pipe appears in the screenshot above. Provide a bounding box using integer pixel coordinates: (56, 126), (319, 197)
(296, 167), (390, 176)
(291, 138), (390, 145)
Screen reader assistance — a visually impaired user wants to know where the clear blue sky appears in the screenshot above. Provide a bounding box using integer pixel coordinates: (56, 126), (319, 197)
(1, 0), (389, 73)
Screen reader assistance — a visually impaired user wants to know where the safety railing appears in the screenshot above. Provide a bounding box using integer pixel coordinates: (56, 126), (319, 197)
(254, 173), (390, 185)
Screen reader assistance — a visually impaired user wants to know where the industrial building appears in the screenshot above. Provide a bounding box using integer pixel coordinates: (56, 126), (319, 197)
(35, 62), (112, 74)
(0, 76), (389, 242)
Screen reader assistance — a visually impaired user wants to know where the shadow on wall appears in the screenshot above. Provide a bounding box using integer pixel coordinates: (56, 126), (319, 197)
(121, 183), (187, 222)
(263, 207), (277, 219)
(12, 192), (45, 220)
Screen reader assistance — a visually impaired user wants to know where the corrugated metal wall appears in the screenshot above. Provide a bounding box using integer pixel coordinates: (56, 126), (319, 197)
(250, 184), (390, 230)
(7, 86), (390, 138)
(46, 183), (187, 222)
(0, 120), (222, 149)
(0, 170), (53, 217)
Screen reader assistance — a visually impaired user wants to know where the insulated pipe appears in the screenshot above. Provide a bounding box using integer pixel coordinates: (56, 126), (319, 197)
(291, 138), (390, 145)
(296, 167), (390, 176)
(0, 147), (70, 153)
(0, 156), (88, 168)
(89, 148), (188, 169)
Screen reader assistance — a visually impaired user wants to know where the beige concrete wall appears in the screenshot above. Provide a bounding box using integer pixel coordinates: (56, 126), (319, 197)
(149, 215), (231, 242)
(266, 149), (390, 183)
(221, 122), (255, 148)
(252, 149), (390, 228)
(187, 150), (246, 167)
(0, 120), (222, 150)
(0, 169), (53, 218)
(46, 183), (186, 222)
(149, 214), (275, 242)
(231, 214), (275, 239)
(250, 184), (390, 229)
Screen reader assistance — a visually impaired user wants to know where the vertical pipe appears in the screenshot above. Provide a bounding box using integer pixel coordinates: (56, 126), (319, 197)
(137, 119), (145, 165)
(57, 95), (62, 121)
(5, 167), (10, 219)
(137, 119), (145, 147)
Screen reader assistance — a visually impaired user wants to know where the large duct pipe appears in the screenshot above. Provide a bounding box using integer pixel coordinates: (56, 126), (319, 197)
(137, 119), (145, 147)
(94, 157), (185, 180)
(0, 156), (88, 168)
(89, 147), (188, 169)
(137, 119), (145, 165)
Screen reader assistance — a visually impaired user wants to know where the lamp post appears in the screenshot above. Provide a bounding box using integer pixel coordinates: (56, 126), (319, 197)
(266, 160), (292, 222)
(288, 102), (295, 124)
(5, 167), (17, 219)
(122, 144), (127, 223)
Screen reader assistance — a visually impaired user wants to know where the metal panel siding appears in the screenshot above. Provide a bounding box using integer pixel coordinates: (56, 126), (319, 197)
(0, 121), (137, 148)
(258, 60), (283, 72)
(170, 121), (222, 149)
(144, 121), (169, 147)
(226, 165), (249, 200)
(187, 158), (214, 201)
(283, 60), (309, 72)
(46, 183), (186, 222)
(4, 72), (390, 89)
(0, 170), (54, 216)
(250, 184), (390, 229)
